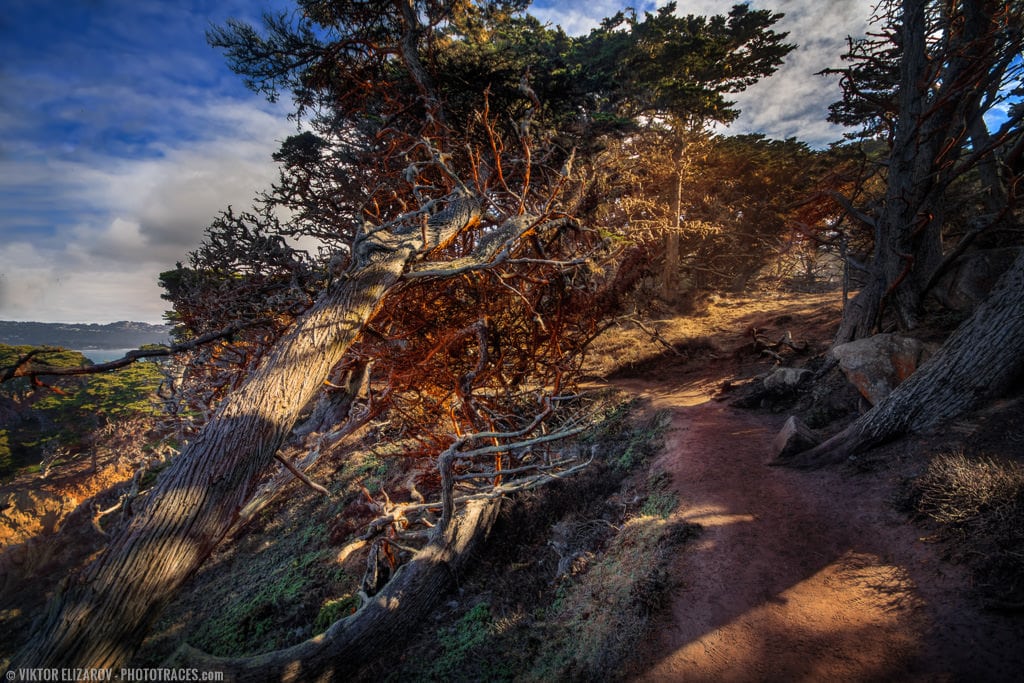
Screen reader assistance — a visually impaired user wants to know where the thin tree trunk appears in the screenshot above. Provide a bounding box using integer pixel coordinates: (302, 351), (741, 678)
(11, 194), (480, 670)
(661, 159), (684, 302)
(662, 231), (681, 301)
(778, 247), (1024, 468)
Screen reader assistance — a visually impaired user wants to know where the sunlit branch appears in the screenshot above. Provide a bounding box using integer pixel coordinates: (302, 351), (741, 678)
(404, 216), (577, 279)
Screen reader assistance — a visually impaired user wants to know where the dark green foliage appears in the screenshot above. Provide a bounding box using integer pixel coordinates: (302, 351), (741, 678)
(568, 3), (793, 125)
(0, 344), (162, 478)
(313, 594), (359, 632)
(428, 602), (496, 680)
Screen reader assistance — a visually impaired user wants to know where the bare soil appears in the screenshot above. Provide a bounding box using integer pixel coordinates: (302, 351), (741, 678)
(598, 292), (1024, 682)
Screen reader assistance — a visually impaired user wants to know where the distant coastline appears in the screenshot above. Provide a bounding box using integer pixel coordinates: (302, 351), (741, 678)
(0, 320), (171, 350)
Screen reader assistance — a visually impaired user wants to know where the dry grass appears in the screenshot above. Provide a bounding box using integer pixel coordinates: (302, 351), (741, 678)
(582, 291), (843, 380)
(914, 452), (1024, 525)
(909, 451), (1024, 607)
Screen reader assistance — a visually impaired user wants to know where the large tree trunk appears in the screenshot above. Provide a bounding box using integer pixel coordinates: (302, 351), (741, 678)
(165, 498), (501, 682)
(11, 193), (480, 670)
(836, 0), (1004, 342)
(847, 0), (939, 337)
(778, 247), (1024, 468)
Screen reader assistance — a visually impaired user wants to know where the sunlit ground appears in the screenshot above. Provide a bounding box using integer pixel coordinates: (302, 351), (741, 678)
(637, 551), (922, 682)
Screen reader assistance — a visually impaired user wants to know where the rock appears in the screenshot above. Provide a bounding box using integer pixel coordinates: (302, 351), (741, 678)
(763, 367), (811, 392)
(771, 415), (820, 460)
(831, 333), (933, 405)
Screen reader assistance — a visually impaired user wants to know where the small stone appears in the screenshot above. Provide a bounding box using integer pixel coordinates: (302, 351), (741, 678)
(763, 367), (811, 392)
(771, 415), (820, 460)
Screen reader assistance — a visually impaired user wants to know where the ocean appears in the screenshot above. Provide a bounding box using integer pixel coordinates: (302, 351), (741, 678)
(74, 349), (137, 364)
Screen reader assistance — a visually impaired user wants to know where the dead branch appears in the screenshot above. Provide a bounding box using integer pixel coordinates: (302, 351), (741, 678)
(273, 453), (330, 496)
(92, 498), (127, 536)
(166, 498), (503, 681)
(0, 348), (45, 382)
(625, 317), (684, 357)
(232, 390), (382, 536)
(446, 424), (590, 462)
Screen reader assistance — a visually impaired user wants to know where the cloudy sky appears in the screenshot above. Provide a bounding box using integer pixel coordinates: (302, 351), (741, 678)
(0, 0), (872, 325)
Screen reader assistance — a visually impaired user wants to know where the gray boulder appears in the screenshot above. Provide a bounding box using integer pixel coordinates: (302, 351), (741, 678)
(763, 367), (811, 392)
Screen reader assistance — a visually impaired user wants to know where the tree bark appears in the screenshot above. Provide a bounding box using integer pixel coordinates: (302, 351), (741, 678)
(836, 0), (1007, 340)
(11, 193), (481, 670)
(164, 498), (501, 682)
(778, 247), (1024, 468)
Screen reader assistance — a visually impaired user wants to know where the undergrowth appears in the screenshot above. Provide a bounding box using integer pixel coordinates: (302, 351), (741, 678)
(366, 397), (698, 682)
(138, 394), (693, 677)
(907, 450), (1024, 608)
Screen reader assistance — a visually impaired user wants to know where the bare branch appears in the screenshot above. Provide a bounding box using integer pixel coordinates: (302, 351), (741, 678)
(0, 348), (46, 382)
(405, 215), (576, 279)
(624, 317), (684, 357)
(273, 453), (330, 496)
(827, 190), (877, 228)
(1, 320), (272, 384)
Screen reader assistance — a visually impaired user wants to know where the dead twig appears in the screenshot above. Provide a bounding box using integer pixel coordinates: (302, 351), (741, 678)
(273, 453), (330, 496)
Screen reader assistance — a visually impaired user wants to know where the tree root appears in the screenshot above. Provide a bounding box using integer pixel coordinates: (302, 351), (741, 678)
(164, 498), (501, 682)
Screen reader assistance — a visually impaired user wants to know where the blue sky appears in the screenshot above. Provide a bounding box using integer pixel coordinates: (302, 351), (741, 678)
(0, 0), (874, 324)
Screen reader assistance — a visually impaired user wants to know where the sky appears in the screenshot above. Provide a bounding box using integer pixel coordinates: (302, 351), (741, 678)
(0, 0), (873, 325)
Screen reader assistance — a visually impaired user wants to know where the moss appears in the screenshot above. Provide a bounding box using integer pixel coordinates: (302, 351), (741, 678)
(314, 594), (360, 632)
(642, 490), (679, 518)
(427, 602), (504, 681)
(588, 406), (671, 470)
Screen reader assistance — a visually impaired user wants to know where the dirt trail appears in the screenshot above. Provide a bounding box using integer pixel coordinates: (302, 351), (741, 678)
(612, 371), (1024, 682)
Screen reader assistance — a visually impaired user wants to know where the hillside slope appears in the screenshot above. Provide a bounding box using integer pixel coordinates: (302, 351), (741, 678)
(3, 291), (1022, 679)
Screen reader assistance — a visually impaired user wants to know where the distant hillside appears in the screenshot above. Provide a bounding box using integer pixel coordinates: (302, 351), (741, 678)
(0, 320), (171, 349)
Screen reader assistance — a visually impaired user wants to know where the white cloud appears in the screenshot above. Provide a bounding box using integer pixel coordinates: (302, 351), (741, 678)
(0, 240), (168, 323)
(722, 0), (872, 143)
(531, 0), (637, 34)
(0, 97), (292, 324)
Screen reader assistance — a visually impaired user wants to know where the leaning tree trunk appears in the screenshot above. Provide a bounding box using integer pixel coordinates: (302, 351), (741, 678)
(778, 247), (1024, 468)
(165, 498), (501, 682)
(11, 192), (481, 671)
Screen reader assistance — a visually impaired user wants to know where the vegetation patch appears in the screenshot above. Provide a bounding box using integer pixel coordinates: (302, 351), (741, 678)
(577, 403), (671, 471)
(354, 397), (697, 682)
(427, 602), (497, 680)
(0, 344), (164, 479)
(314, 594), (360, 632)
(905, 451), (1024, 608)
(530, 515), (696, 681)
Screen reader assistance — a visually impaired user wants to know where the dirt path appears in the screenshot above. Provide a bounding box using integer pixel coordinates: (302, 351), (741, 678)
(612, 374), (1024, 682)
